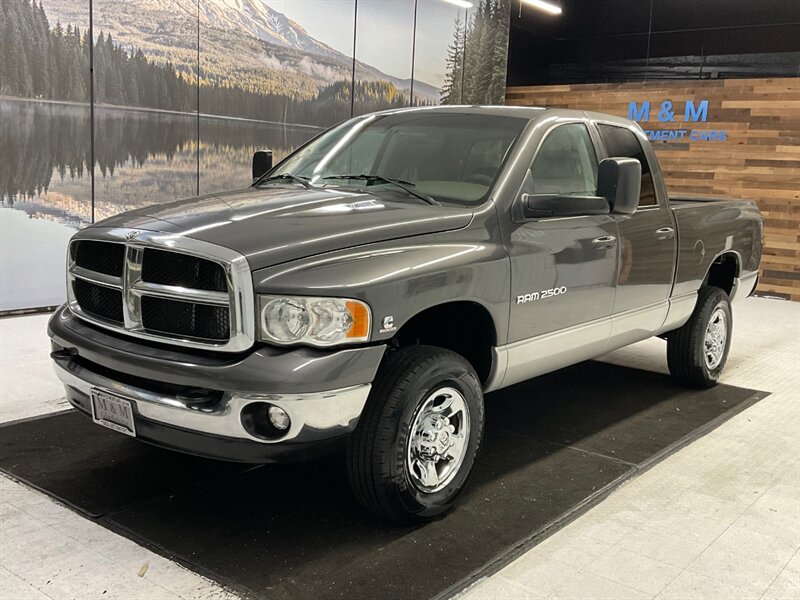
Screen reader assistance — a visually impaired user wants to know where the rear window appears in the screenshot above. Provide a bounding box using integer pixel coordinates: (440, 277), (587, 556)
(597, 124), (658, 207)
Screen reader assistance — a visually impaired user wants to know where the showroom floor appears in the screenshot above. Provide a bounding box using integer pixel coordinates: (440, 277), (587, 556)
(1, 296), (798, 600)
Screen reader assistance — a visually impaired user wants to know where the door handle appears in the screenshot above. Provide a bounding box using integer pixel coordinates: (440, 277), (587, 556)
(592, 235), (617, 250)
(655, 227), (675, 240)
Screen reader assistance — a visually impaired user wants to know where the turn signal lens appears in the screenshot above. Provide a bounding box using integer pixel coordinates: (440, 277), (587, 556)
(258, 295), (371, 347)
(346, 301), (370, 339)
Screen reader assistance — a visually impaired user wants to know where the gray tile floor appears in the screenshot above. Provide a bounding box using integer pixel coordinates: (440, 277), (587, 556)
(1, 297), (798, 600)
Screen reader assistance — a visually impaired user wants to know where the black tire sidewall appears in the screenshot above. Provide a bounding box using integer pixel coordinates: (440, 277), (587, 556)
(388, 354), (483, 519)
(694, 289), (733, 384)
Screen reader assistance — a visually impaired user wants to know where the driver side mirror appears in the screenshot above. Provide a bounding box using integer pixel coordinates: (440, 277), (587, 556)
(597, 157), (641, 215)
(252, 150), (273, 181)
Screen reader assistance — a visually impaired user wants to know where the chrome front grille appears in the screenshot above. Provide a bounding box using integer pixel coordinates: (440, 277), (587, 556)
(67, 229), (255, 352)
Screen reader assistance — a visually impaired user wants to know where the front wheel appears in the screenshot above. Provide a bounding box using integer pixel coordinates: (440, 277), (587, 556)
(667, 286), (733, 388)
(346, 346), (484, 523)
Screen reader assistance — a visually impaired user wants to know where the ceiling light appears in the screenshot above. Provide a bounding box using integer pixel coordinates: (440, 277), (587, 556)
(522, 0), (562, 15)
(442, 0), (474, 8)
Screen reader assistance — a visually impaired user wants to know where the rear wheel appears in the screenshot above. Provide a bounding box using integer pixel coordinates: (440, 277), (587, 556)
(667, 286), (732, 388)
(346, 345), (484, 523)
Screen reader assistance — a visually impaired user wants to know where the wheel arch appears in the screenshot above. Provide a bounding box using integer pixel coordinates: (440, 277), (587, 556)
(703, 251), (740, 296)
(390, 300), (497, 385)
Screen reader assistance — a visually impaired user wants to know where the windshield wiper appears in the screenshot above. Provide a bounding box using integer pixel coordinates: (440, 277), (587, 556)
(254, 173), (313, 190)
(322, 174), (439, 206)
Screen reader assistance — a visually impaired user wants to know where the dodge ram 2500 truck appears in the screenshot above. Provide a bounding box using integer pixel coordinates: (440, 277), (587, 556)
(49, 106), (762, 522)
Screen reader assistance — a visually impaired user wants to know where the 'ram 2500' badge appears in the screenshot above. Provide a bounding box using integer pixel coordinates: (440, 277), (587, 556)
(516, 286), (568, 304)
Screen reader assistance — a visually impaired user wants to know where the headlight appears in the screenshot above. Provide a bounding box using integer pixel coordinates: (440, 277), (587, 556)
(257, 295), (371, 347)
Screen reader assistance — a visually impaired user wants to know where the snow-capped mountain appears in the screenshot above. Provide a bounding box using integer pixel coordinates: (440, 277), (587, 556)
(199, 0), (341, 60)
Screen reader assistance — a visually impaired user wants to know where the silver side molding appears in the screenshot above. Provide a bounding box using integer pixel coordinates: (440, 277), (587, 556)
(485, 296), (699, 393)
(608, 301), (670, 349)
(730, 271), (758, 304)
(656, 292), (698, 334)
(485, 316), (612, 392)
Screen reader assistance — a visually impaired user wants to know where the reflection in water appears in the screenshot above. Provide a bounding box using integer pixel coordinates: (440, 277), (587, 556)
(0, 99), (317, 224)
(0, 100), (92, 224)
(0, 98), (317, 311)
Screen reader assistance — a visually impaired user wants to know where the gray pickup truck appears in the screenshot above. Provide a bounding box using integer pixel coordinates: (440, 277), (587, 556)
(49, 106), (762, 522)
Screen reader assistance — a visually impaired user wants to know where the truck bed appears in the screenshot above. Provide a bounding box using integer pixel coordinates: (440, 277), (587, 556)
(667, 195), (762, 297)
(669, 195), (754, 208)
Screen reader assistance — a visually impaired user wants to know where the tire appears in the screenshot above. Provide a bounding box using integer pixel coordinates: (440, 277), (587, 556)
(346, 345), (484, 524)
(667, 286), (733, 388)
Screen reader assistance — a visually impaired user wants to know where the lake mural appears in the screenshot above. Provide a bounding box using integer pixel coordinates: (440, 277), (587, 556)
(0, 0), (512, 311)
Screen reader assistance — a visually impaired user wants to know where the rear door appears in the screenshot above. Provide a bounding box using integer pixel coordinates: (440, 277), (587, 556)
(595, 122), (677, 343)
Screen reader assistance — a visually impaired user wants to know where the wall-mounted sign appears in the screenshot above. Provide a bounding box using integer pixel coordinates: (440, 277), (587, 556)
(628, 100), (728, 142)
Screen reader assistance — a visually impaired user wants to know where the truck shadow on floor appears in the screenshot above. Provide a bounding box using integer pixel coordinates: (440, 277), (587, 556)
(0, 360), (764, 600)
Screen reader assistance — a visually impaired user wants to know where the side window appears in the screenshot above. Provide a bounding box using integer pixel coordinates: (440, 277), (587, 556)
(597, 124), (658, 207)
(530, 123), (598, 196)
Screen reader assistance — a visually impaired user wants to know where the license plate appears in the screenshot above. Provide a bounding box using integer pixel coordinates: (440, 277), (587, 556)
(91, 389), (136, 437)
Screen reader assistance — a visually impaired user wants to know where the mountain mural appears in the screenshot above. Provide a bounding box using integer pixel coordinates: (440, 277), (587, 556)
(38, 0), (440, 103)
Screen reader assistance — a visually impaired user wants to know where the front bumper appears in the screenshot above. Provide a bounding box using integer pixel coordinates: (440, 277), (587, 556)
(49, 305), (386, 462)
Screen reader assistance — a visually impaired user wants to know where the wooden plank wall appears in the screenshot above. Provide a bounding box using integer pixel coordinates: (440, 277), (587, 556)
(506, 78), (800, 301)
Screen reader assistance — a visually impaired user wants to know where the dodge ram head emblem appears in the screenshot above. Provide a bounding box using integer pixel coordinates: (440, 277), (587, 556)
(125, 230), (141, 240)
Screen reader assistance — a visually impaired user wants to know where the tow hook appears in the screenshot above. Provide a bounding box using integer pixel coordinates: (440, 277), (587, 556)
(50, 348), (78, 360)
(176, 388), (220, 407)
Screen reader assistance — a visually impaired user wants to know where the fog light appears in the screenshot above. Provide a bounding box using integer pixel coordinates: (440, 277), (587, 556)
(267, 405), (291, 431)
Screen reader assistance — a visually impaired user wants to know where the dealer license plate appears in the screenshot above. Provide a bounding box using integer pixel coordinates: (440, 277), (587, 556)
(90, 389), (136, 437)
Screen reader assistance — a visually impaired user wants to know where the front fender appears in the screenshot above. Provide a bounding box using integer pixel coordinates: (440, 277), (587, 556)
(251, 235), (510, 344)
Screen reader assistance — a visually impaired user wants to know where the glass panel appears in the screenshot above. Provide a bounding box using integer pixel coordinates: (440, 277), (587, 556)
(0, 0), (91, 311)
(199, 0), (353, 194)
(461, 0), (512, 104)
(508, 0), (651, 84)
(277, 112), (527, 205)
(352, 0), (415, 117)
(91, 0), (199, 215)
(412, 0), (468, 105)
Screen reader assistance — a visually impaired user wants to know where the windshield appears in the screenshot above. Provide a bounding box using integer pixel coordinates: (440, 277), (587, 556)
(272, 112), (527, 205)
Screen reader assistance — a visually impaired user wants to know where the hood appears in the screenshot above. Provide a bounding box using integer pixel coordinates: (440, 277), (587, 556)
(96, 186), (474, 270)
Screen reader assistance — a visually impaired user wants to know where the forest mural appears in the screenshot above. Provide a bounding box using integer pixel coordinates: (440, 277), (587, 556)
(0, 0), (512, 311)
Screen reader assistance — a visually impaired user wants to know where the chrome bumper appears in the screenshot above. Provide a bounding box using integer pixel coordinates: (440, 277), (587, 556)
(53, 357), (371, 445)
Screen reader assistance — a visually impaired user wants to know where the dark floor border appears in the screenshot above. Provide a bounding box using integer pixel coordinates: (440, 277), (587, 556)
(436, 389), (770, 600)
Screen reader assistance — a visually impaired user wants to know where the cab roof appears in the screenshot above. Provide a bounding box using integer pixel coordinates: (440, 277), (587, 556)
(370, 104), (636, 128)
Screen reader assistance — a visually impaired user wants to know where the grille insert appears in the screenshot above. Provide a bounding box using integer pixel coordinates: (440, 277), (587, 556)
(141, 296), (230, 341)
(73, 279), (124, 323)
(72, 241), (125, 277)
(67, 233), (250, 351)
(142, 249), (227, 292)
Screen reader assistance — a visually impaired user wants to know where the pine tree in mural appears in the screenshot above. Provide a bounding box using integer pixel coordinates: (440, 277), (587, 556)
(0, 0), (89, 101)
(441, 14), (466, 105)
(441, 0), (511, 105)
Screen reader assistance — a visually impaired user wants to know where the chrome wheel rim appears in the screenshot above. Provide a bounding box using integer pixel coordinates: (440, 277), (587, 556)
(704, 307), (727, 370)
(406, 386), (470, 494)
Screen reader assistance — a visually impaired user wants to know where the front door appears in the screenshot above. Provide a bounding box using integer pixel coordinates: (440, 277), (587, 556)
(502, 121), (618, 385)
